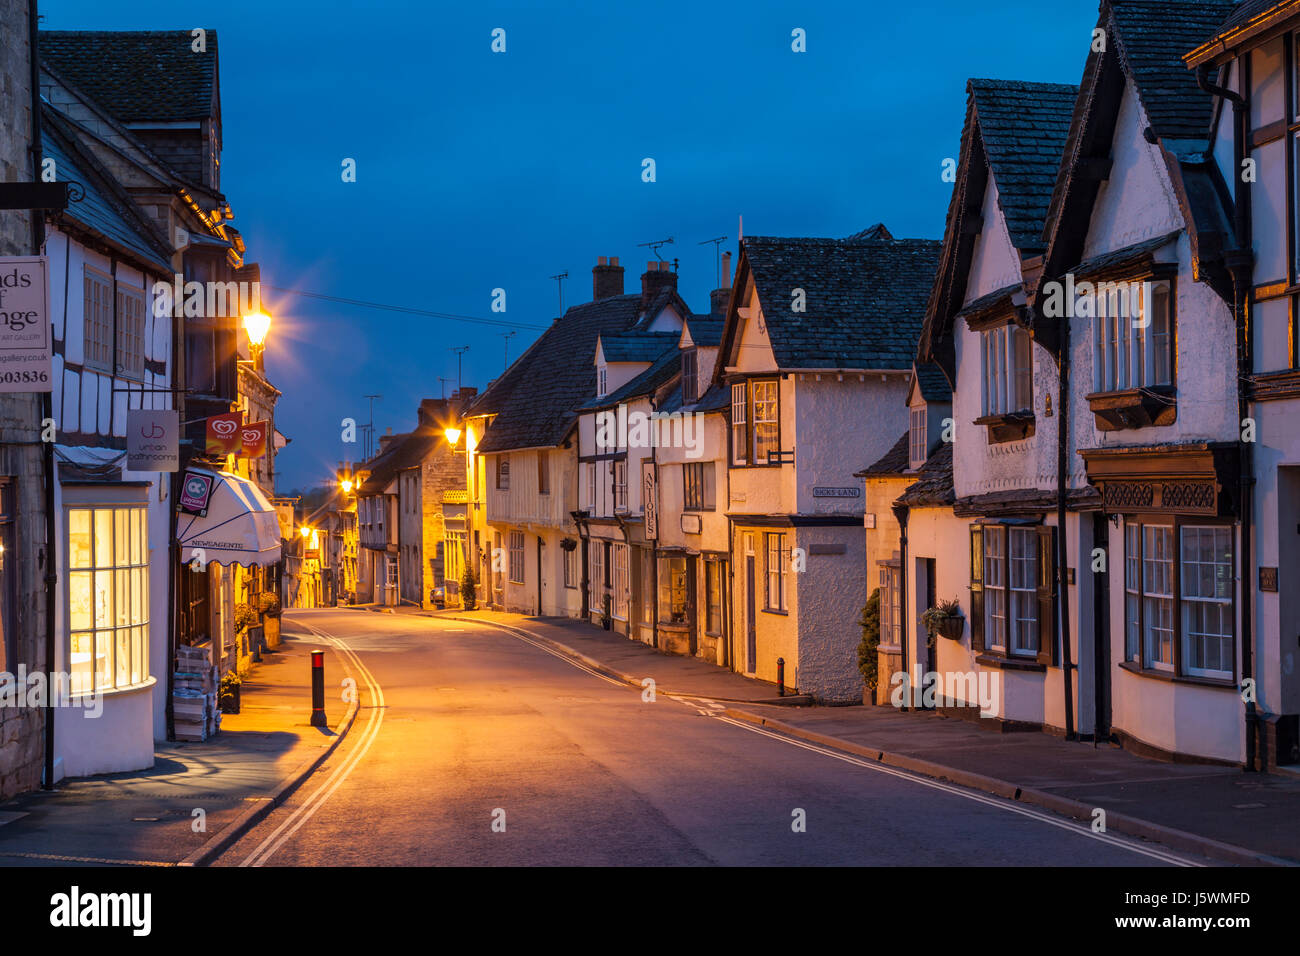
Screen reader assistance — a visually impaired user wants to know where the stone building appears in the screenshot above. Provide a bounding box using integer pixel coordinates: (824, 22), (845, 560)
(0, 0), (49, 800)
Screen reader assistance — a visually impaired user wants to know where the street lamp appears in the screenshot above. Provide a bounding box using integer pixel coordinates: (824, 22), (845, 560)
(444, 425), (462, 447)
(242, 310), (272, 356)
(340, 478), (354, 494)
(300, 525), (311, 539)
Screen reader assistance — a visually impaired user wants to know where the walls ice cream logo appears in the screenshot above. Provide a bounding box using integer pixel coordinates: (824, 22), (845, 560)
(205, 412), (242, 456)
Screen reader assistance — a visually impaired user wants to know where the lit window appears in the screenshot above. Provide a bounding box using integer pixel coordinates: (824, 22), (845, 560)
(752, 380), (779, 463)
(508, 531), (524, 584)
(731, 383), (748, 465)
(611, 543), (629, 620)
(67, 505), (149, 693)
(658, 556), (688, 624)
(765, 532), (788, 611)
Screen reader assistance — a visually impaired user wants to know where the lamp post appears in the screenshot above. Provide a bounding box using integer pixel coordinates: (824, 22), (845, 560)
(242, 309), (272, 361)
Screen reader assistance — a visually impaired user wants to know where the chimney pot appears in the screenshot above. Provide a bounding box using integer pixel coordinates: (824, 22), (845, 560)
(640, 260), (678, 311)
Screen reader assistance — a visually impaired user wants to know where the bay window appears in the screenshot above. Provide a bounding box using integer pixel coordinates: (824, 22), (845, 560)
(730, 379), (781, 465)
(68, 504), (150, 694)
(981, 322), (1033, 416)
(1122, 518), (1235, 681)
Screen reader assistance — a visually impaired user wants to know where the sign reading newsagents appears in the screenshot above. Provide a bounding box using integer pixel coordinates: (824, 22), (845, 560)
(0, 257), (51, 392)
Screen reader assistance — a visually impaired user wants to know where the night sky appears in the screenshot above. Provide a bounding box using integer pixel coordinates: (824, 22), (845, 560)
(41, 0), (1095, 490)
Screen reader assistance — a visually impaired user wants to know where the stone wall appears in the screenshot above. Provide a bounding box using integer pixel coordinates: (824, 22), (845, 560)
(0, 0), (49, 798)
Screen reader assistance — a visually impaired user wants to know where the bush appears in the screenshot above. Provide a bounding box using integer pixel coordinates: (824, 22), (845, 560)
(857, 588), (881, 693)
(234, 602), (259, 632)
(461, 564), (478, 611)
(257, 591), (282, 618)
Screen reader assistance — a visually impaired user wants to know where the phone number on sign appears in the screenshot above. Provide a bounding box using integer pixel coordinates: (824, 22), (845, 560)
(0, 370), (49, 384)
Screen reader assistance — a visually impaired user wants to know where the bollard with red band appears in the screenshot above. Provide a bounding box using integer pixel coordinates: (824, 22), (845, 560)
(310, 650), (327, 727)
(777, 657), (785, 697)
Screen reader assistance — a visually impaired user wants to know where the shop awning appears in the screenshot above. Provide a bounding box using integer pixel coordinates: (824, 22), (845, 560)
(177, 469), (282, 567)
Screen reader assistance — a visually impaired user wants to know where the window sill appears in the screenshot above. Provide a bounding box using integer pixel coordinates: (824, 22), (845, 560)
(973, 412), (1034, 444)
(975, 653), (1045, 672)
(1085, 386), (1176, 431)
(658, 621), (690, 630)
(762, 607), (789, 616)
(68, 675), (157, 702)
(1117, 660), (1235, 688)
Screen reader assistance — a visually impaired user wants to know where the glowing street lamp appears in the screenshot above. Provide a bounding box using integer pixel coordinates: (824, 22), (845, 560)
(242, 310), (272, 355)
(300, 525), (311, 539)
(340, 478), (354, 494)
(444, 425), (462, 447)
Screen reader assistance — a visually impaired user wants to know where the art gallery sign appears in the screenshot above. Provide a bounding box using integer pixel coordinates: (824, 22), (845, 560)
(0, 257), (51, 392)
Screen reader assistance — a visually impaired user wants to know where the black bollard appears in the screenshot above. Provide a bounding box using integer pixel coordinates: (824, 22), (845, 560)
(777, 657), (785, 697)
(310, 650), (326, 727)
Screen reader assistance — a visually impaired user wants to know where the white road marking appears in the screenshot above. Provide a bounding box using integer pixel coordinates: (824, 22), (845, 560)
(713, 715), (1201, 867)
(238, 620), (386, 867)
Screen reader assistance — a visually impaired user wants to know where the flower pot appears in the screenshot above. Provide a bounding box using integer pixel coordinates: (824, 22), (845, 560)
(219, 684), (241, 715)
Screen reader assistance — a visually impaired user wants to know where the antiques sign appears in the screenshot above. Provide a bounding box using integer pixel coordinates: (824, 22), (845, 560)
(0, 257), (51, 392)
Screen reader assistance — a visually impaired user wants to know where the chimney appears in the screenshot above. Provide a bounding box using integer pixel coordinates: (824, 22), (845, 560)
(593, 255), (624, 300)
(640, 260), (678, 311)
(379, 426), (397, 453)
(417, 398), (445, 429)
(709, 251), (733, 316)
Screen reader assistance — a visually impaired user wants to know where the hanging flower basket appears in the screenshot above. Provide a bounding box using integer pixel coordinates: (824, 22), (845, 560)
(921, 600), (965, 641)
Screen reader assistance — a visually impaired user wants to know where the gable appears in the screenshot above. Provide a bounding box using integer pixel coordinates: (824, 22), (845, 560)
(964, 175), (1023, 305)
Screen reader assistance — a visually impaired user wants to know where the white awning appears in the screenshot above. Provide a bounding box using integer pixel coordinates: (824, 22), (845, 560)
(177, 469), (282, 568)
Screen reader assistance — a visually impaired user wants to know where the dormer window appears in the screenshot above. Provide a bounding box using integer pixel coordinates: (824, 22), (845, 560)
(682, 349), (698, 404)
(909, 406), (927, 470)
(598, 367), (608, 397)
(1091, 279), (1172, 392)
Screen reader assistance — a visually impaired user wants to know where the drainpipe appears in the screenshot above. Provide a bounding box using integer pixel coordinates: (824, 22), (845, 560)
(31, 0), (57, 789)
(1056, 302), (1075, 740)
(571, 509), (589, 623)
(892, 503), (910, 710)
(1197, 63), (1257, 771)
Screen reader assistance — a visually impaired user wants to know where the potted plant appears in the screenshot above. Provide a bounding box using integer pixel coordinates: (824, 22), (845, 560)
(460, 564), (478, 611)
(258, 591), (282, 648)
(922, 599), (965, 641)
(219, 673), (241, 714)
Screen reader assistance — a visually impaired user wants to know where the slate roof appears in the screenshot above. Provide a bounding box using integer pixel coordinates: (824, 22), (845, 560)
(845, 223), (893, 241)
(599, 331), (679, 363)
(1187, 0), (1298, 63)
(1070, 230), (1181, 280)
(914, 363), (952, 403)
(582, 347), (681, 411)
(895, 441), (954, 507)
(737, 235), (941, 371)
(357, 427), (440, 495)
(40, 30), (219, 123)
(683, 316), (724, 347)
(969, 79), (1078, 251)
(41, 109), (172, 272)
(472, 294), (645, 453)
(856, 432), (911, 477)
(1106, 0), (1239, 141)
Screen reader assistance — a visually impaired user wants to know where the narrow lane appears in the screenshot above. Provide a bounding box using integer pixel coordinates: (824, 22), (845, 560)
(215, 609), (1202, 867)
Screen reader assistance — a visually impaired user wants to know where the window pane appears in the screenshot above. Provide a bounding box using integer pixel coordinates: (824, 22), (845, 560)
(135, 509), (147, 564)
(70, 632), (93, 695)
(132, 626), (144, 685)
(69, 510), (92, 569)
(116, 627), (130, 688)
(94, 570), (114, 627)
(69, 571), (92, 630)
(95, 629), (111, 688)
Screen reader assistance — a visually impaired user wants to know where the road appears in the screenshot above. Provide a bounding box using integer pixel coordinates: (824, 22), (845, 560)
(214, 608), (1201, 867)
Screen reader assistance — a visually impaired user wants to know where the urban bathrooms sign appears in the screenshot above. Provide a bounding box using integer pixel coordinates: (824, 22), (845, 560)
(0, 257), (51, 392)
(127, 409), (180, 472)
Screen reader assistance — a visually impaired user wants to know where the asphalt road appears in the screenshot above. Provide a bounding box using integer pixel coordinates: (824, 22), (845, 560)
(214, 608), (1202, 867)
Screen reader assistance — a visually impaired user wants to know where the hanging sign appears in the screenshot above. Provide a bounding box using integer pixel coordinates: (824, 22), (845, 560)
(126, 408), (179, 472)
(206, 412), (243, 456)
(0, 256), (52, 392)
(239, 420), (269, 458)
(178, 470), (215, 516)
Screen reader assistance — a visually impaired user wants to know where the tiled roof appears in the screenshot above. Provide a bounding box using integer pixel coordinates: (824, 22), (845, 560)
(1187, 0), (1299, 63)
(473, 294), (644, 453)
(1069, 230), (1181, 281)
(683, 316), (724, 347)
(740, 235), (941, 370)
(599, 331), (679, 363)
(582, 347), (680, 411)
(895, 442), (954, 507)
(856, 431), (910, 477)
(914, 363), (952, 403)
(845, 223), (893, 241)
(41, 109), (172, 272)
(969, 79), (1078, 251)
(358, 427), (440, 495)
(1107, 0), (1238, 141)
(40, 30), (219, 122)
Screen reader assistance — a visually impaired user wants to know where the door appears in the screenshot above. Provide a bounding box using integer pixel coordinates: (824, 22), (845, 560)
(687, 556), (698, 657)
(745, 553), (757, 674)
(1092, 512), (1112, 739)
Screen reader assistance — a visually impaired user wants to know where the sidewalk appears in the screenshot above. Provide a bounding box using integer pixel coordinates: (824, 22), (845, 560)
(0, 635), (354, 867)
(433, 607), (1300, 866)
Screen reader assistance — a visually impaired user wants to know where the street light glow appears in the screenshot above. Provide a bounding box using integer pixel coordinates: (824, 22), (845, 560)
(341, 478), (354, 493)
(300, 525), (311, 538)
(444, 426), (462, 446)
(242, 310), (272, 348)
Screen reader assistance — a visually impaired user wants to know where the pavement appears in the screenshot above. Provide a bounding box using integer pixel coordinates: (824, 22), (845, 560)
(0, 635), (354, 867)
(378, 605), (1300, 866)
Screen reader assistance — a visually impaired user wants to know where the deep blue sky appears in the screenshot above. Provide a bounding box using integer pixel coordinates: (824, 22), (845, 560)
(43, 0), (1096, 490)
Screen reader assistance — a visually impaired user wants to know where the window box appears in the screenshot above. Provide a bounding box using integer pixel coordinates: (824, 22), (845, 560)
(1086, 385), (1177, 431)
(973, 411), (1035, 444)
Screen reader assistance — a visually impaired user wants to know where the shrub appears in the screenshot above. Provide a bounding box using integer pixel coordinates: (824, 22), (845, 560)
(858, 588), (881, 692)
(461, 564), (478, 611)
(257, 591), (282, 618)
